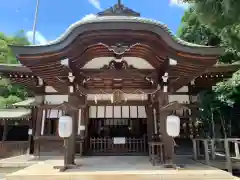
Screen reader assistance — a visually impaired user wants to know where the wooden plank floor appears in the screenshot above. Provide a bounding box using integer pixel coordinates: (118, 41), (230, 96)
(5, 156), (239, 180)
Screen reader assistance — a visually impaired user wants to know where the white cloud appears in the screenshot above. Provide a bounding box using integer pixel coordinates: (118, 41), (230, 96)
(88, 0), (102, 10)
(169, 0), (189, 9)
(81, 13), (97, 21)
(26, 31), (48, 45)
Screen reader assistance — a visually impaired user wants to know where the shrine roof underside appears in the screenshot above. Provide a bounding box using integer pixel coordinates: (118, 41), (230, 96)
(0, 63), (238, 94)
(7, 2), (225, 94)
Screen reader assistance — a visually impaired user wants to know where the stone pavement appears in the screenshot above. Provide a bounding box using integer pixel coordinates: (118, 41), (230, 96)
(5, 156), (240, 180)
(0, 154), (62, 180)
(0, 154), (61, 167)
(0, 155), (239, 180)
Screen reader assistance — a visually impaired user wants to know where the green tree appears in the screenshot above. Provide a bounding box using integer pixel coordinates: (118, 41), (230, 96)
(0, 30), (30, 64)
(215, 70), (240, 106)
(177, 5), (240, 137)
(0, 31), (30, 108)
(182, 0), (240, 52)
(177, 7), (240, 64)
(178, 1), (240, 105)
(198, 91), (232, 138)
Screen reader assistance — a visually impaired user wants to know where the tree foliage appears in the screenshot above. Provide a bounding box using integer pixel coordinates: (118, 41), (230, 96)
(178, 5), (240, 105)
(0, 30), (30, 64)
(178, 2), (240, 137)
(214, 70), (240, 106)
(182, 0), (240, 52)
(0, 31), (30, 108)
(198, 91), (232, 137)
(177, 7), (240, 64)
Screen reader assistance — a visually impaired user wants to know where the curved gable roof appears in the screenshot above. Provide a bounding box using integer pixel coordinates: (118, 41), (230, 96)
(10, 16), (224, 56)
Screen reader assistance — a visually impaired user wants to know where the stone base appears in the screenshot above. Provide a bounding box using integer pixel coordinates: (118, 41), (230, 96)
(5, 156), (238, 180)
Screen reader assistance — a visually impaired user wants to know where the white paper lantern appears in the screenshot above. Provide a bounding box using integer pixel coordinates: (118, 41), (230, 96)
(28, 129), (33, 135)
(166, 115), (180, 137)
(58, 116), (73, 138)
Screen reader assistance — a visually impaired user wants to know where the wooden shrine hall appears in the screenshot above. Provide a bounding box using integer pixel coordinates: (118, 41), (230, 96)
(0, 1), (228, 166)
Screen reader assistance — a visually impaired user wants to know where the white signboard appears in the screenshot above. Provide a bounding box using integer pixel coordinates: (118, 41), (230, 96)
(113, 137), (126, 144)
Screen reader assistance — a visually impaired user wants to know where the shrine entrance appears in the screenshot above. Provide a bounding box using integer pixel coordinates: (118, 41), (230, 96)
(87, 105), (148, 155)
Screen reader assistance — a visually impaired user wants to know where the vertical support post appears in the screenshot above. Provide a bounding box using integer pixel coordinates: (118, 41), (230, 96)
(203, 139), (210, 165)
(158, 92), (172, 164)
(28, 106), (36, 154)
(234, 141), (239, 157)
(35, 107), (43, 157)
(65, 108), (77, 165)
(78, 96), (87, 156)
(65, 95), (85, 165)
(211, 139), (216, 160)
(27, 117), (32, 154)
(145, 95), (154, 141)
(2, 120), (7, 141)
(197, 140), (201, 156)
(34, 95), (44, 157)
(224, 139), (232, 173)
(83, 106), (89, 155)
(192, 139), (197, 160)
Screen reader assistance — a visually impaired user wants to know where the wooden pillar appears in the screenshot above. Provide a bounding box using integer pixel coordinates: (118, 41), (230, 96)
(28, 109), (33, 154)
(224, 139), (232, 173)
(83, 106), (90, 155)
(2, 120), (8, 141)
(28, 106), (37, 154)
(66, 96), (76, 165)
(34, 95), (44, 157)
(79, 103), (87, 156)
(65, 95), (85, 165)
(79, 99), (87, 138)
(145, 96), (154, 141)
(157, 92), (173, 163)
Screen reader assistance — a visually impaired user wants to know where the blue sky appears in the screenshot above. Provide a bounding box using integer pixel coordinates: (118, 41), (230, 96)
(0, 0), (188, 44)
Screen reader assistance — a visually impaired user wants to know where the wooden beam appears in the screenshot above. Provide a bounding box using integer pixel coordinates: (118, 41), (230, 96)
(79, 69), (154, 79)
(159, 101), (188, 112)
(87, 100), (148, 106)
(41, 91), (191, 96)
(39, 103), (87, 109)
(85, 88), (159, 94)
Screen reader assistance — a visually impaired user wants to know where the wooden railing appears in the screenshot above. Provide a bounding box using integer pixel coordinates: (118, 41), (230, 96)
(89, 137), (147, 155)
(192, 138), (240, 173)
(0, 141), (28, 159)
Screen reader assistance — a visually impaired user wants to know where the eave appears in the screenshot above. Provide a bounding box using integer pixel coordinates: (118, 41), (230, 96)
(9, 16), (224, 57)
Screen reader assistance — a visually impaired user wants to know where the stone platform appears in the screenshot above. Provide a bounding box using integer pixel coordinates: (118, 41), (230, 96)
(5, 156), (240, 180)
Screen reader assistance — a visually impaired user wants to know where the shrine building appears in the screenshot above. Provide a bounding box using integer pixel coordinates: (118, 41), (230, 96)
(1, 1), (238, 165)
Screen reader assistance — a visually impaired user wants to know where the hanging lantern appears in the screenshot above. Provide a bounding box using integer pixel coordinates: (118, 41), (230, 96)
(58, 116), (73, 138)
(166, 115), (180, 137)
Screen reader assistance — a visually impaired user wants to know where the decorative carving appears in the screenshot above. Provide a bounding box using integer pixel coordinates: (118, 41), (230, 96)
(99, 42), (140, 55)
(101, 60), (135, 70)
(112, 90), (125, 103)
(97, 0), (140, 17)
